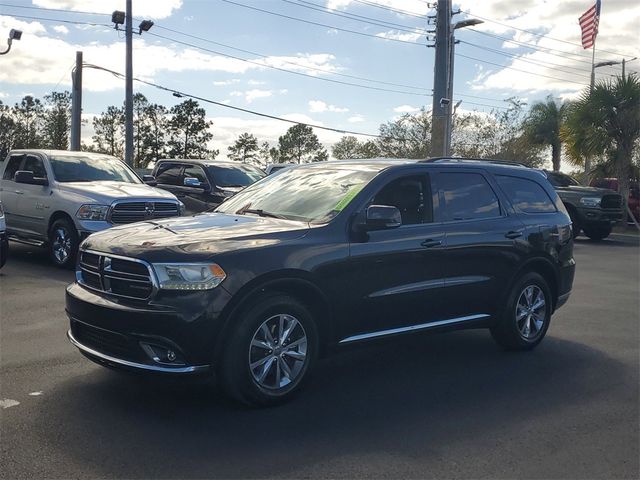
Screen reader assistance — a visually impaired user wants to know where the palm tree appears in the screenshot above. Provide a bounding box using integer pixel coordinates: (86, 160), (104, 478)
(524, 96), (567, 171)
(563, 74), (640, 222)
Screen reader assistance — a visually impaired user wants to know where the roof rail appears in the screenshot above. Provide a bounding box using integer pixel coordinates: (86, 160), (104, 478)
(420, 157), (529, 168)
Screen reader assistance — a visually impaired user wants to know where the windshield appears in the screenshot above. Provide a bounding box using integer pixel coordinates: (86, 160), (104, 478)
(546, 172), (580, 187)
(50, 155), (141, 183)
(216, 165), (381, 223)
(208, 164), (265, 187)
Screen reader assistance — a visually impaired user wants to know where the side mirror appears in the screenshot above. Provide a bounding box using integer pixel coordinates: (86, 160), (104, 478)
(365, 205), (402, 230)
(14, 170), (49, 186)
(184, 177), (204, 188)
(142, 174), (157, 186)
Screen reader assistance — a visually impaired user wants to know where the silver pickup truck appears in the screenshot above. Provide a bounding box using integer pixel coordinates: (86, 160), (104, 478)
(0, 150), (183, 268)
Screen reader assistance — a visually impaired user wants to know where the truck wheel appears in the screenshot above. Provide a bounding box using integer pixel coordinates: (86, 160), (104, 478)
(218, 294), (318, 407)
(583, 225), (612, 241)
(491, 272), (552, 351)
(49, 218), (79, 269)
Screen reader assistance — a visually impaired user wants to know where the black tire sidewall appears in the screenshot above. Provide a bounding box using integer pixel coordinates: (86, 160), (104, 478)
(493, 272), (552, 350)
(583, 225), (612, 241)
(48, 218), (79, 268)
(219, 294), (319, 406)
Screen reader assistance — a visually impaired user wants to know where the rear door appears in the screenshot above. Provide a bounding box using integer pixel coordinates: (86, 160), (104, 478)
(433, 168), (526, 319)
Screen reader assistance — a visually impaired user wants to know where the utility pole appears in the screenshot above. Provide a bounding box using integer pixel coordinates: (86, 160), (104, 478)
(430, 0), (451, 158)
(70, 51), (83, 151)
(124, 0), (134, 166)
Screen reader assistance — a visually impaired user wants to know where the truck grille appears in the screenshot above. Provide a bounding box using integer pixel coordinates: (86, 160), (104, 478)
(78, 250), (155, 300)
(601, 194), (623, 209)
(71, 320), (141, 362)
(109, 201), (179, 225)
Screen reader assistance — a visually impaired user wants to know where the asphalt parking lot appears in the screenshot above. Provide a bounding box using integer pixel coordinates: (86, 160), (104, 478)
(1, 237), (638, 479)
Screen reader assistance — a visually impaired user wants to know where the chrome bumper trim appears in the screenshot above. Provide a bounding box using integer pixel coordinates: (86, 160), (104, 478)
(67, 329), (210, 374)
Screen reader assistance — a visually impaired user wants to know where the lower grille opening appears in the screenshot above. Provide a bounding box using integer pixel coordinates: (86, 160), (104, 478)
(72, 321), (142, 362)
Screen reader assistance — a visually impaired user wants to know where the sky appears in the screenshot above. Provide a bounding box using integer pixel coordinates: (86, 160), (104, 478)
(0, 0), (638, 161)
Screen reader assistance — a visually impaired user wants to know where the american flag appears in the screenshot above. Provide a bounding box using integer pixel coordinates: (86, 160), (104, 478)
(579, 0), (601, 49)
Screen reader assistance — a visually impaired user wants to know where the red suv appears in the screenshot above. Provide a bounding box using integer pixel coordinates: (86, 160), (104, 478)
(590, 178), (640, 224)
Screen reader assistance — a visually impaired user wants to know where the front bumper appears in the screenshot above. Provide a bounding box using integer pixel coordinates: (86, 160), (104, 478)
(66, 281), (232, 374)
(576, 207), (623, 226)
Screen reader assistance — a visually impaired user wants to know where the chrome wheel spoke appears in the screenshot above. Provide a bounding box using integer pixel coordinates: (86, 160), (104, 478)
(255, 356), (276, 384)
(250, 355), (272, 370)
(283, 350), (305, 361)
(516, 285), (546, 340)
(279, 356), (293, 380)
(261, 324), (276, 347)
(251, 338), (271, 350)
(280, 315), (296, 345)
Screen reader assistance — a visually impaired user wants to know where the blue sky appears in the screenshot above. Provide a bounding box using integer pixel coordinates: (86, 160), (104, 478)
(1, 0), (638, 159)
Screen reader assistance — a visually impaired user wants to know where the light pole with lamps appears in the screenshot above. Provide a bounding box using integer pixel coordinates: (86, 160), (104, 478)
(0, 29), (22, 55)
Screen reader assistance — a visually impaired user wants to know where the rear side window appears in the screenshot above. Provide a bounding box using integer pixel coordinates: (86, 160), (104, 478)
(2, 155), (23, 180)
(155, 164), (183, 186)
(496, 175), (556, 214)
(437, 172), (501, 221)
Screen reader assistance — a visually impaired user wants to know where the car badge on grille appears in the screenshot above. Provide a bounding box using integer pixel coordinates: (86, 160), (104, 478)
(144, 202), (155, 218)
(101, 256), (112, 292)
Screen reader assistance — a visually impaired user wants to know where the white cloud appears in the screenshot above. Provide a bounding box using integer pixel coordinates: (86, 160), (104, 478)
(53, 25), (69, 35)
(308, 100), (349, 113)
(376, 30), (424, 42)
(327, 0), (430, 16)
(247, 80), (266, 86)
(32, 0), (183, 19)
(393, 105), (420, 113)
(213, 79), (240, 86)
(348, 115), (365, 123)
(245, 89), (273, 103)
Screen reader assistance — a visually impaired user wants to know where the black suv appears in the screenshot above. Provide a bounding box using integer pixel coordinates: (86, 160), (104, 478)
(545, 170), (623, 240)
(151, 159), (265, 214)
(66, 159), (575, 406)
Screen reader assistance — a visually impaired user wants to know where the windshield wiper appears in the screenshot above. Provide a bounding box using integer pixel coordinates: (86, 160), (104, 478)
(236, 204), (286, 219)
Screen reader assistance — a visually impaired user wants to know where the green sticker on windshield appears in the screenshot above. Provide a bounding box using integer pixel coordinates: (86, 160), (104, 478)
(334, 185), (364, 212)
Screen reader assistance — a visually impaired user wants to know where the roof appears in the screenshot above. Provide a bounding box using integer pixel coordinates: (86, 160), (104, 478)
(9, 149), (119, 159)
(156, 158), (263, 168)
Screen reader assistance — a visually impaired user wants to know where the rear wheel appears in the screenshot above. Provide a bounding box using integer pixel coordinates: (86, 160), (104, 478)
(491, 272), (552, 350)
(583, 225), (612, 241)
(218, 294), (318, 406)
(48, 218), (79, 269)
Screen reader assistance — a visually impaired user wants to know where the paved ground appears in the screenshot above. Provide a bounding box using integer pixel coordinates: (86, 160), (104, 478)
(1, 237), (638, 479)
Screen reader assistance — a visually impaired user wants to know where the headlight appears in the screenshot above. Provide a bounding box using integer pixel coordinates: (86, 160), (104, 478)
(77, 204), (109, 220)
(152, 263), (226, 290)
(580, 197), (601, 207)
(178, 201), (186, 215)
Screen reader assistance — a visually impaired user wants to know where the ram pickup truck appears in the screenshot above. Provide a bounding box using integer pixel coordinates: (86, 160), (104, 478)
(0, 150), (183, 268)
(545, 170), (623, 240)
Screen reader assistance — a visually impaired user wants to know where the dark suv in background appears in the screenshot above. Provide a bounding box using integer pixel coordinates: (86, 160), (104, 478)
(151, 159), (265, 214)
(67, 158), (575, 406)
(545, 171), (623, 240)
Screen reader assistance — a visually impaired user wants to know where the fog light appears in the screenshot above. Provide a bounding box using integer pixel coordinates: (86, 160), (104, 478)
(167, 350), (176, 362)
(140, 342), (185, 365)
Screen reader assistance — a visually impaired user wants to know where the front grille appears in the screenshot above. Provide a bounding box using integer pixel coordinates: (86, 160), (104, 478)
(72, 321), (141, 361)
(78, 250), (155, 300)
(109, 201), (180, 225)
(601, 194), (623, 209)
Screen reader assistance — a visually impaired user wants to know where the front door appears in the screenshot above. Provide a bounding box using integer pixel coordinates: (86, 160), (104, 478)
(341, 173), (448, 342)
(13, 154), (52, 237)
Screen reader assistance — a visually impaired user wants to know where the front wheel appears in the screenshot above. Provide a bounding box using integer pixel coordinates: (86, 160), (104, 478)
(491, 272), (552, 350)
(49, 218), (79, 269)
(583, 225), (612, 241)
(218, 294), (318, 406)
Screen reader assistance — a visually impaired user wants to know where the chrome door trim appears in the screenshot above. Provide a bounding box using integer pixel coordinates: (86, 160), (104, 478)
(338, 313), (490, 344)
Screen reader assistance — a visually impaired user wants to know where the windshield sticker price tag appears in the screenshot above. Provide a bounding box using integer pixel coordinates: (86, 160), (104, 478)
(334, 185), (364, 212)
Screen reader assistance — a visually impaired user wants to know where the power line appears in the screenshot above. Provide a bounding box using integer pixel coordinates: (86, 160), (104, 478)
(348, 0), (430, 19)
(4, 13), (109, 28)
(458, 9), (630, 59)
(219, 0), (427, 46)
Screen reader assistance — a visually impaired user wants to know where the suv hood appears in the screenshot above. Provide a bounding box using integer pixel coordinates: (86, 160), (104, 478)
(60, 181), (177, 203)
(81, 213), (310, 261)
(555, 185), (616, 195)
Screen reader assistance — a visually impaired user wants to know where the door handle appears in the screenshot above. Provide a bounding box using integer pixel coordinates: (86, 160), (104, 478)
(505, 230), (523, 239)
(421, 239), (442, 248)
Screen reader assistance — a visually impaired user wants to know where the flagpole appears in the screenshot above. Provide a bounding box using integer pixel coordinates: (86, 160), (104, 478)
(590, 35), (597, 93)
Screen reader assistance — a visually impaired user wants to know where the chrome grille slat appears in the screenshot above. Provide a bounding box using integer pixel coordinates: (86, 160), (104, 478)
(77, 250), (156, 300)
(109, 201), (179, 225)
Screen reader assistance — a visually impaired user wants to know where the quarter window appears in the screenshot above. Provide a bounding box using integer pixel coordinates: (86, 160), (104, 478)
(437, 172), (501, 221)
(155, 164), (183, 186)
(3, 155), (23, 180)
(496, 175), (556, 213)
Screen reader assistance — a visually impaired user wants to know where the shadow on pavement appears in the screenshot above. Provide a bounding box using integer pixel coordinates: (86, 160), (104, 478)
(34, 329), (630, 478)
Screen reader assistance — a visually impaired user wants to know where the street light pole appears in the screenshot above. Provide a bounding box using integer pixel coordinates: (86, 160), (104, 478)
(124, 0), (134, 167)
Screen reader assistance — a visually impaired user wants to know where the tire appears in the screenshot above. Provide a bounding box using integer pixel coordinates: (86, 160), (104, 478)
(567, 208), (581, 238)
(218, 294), (319, 407)
(583, 225), (612, 241)
(48, 218), (79, 269)
(491, 272), (552, 351)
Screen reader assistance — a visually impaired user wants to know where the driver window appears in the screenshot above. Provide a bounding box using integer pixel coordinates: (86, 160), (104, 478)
(183, 165), (209, 186)
(22, 155), (47, 179)
(372, 175), (431, 225)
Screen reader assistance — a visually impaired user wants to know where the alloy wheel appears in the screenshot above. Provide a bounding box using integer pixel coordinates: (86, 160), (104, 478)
(249, 314), (308, 390)
(52, 226), (72, 264)
(515, 285), (547, 340)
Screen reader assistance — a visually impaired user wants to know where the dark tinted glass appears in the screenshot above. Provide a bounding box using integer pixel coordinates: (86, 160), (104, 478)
(183, 165), (209, 185)
(438, 172), (500, 221)
(23, 155), (47, 178)
(155, 164), (183, 186)
(3, 155), (23, 180)
(546, 172), (579, 187)
(50, 155), (140, 183)
(208, 165), (265, 187)
(497, 175), (556, 213)
(373, 175), (430, 225)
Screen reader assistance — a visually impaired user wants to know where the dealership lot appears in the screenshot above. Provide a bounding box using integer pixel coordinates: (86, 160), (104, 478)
(1, 238), (638, 479)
